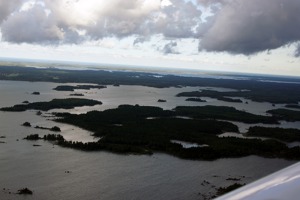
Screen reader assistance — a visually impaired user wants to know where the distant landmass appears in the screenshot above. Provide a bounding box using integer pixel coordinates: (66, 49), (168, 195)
(1, 66), (300, 104)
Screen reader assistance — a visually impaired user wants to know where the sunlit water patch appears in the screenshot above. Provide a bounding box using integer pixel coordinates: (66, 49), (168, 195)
(171, 140), (209, 148)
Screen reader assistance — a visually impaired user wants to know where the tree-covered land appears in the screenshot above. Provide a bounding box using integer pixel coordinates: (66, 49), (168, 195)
(1, 66), (300, 103)
(52, 105), (300, 160)
(178, 90), (243, 103)
(185, 98), (207, 102)
(24, 134), (64, 141)
(246, 126), (300, 142)
(17, 188), (33, 195)
(285, 104), (300, 109)
(176, 88), (300, 104)
(267, 109), (300, 121)
(174, 106), (277, 124)
(69, 93), (84, 96)
(24, 134), (40, 140)
(22, 122), (31, 127)
(0, 98), (102, 112)
(157, 99), (167, 102)
(53, 85), (106, 91)
(215, 183), (245, 197)
(34, 126), (61, 132)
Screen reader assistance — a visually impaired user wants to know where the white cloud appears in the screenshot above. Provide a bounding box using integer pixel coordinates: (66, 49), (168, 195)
(0, 0), (202, 44)
(0, 0), (300, 58)
(1, 4), (63, 43)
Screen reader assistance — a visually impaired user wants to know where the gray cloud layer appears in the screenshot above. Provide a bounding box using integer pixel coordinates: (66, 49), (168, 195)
(198, 0), (300, 55)
(0, 0), (23, 23)
(0, 0), (300, 56)
(295, 43), (300, 57)
(162, 41), (178, 54)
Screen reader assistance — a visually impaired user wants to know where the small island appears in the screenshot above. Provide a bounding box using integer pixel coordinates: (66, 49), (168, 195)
(157, 99), (167, 102)
(53, 85), (107, 91)
(34, 126), (61, 132)
(24, 134), (40, 140)
(177, 90), (244, 103)
(17, 188), (33, 195)
(69, 93), (84, 96)
(24, 134), (64, 141)
(50, 126), (61, 132)
(22, 122), (31, 127)
(0, 98), (102, 112)
(185, 98), (207, 102)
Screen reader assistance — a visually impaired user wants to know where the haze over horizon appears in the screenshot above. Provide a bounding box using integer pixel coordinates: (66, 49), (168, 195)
(0, 0), (300, 76)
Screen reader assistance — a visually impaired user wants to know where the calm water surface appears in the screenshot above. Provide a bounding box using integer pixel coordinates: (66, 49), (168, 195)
(0, 80), (297, 200)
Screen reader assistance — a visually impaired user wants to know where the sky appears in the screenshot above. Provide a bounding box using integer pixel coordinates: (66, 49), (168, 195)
(0, 0), (300, 76)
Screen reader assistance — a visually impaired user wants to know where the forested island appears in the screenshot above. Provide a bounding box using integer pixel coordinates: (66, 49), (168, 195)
(45, 105), (300, 160)
(174, 106), (278, 124)
(185, 98), (207, 102)
(34, 125), (61, 132)
(0, 98), (102, 112)
(69, 93), (84, 96)
(53, 85), (106, 91)
(178, 90), (243, 103)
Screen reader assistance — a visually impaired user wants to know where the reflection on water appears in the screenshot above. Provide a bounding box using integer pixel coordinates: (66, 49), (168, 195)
(218, 132), (246, 139)
(222, 120), (300, 133)
(218, 132), (268, 141)
(0, 80), (298, 200)
(171, 140), (208, 148)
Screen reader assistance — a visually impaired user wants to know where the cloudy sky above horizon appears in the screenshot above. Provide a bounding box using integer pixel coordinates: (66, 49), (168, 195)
(0, 0), (300, 76)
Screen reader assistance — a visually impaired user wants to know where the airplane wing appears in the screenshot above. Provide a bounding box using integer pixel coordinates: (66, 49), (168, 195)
(215, 162), (300, 200)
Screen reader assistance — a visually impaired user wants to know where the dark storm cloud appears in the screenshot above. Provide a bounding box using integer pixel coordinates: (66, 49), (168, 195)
(198, 0), (300, 55)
